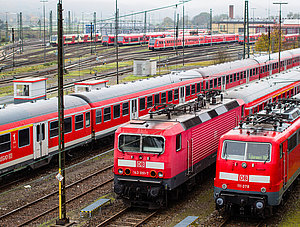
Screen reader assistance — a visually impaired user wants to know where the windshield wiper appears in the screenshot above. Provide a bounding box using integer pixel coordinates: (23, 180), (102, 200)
(264, 152), (270, 164)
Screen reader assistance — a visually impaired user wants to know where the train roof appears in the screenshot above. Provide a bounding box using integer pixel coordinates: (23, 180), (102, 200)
(224, 68), (300, 104)
(70, 73), (196, 104)
(122, 98), (241, 132)
(0, 96), (88, 125)
(196, 58), (258, 77)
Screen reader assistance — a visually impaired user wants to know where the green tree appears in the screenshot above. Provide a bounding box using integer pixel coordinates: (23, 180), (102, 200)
(161, 17), (174, 27)
(192, 12), (210, 27)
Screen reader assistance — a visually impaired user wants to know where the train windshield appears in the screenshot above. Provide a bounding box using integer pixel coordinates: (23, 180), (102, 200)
(149, 38), (156, 45)
(51, 36), (57, 41)
(118, 134), (164, 154)
(222, 141), (271, 162)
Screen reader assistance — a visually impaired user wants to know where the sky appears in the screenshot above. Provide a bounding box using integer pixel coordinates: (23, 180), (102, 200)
(1, 0), (299, 23)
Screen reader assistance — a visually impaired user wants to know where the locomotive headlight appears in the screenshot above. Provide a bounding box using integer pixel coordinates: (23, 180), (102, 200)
(158, 172), (164, 178)
(261, 187), (267, 193)
(118, 168), (123, 174)
(255, 201), (264, 209)
(222, 184), (227, 189)
(216, 197), (224, 206)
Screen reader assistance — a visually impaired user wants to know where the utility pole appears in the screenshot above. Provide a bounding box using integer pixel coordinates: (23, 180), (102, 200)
(210, 9), (212, 46)
(41, 0), (48, 64)
(144, 11), (147, 44)
(68, 11), (71, 34)
(17, 13), (20, 41)
(243, 0), (249, 59)
(94, 12), (96, 53)
(56, 0), (69, 225)
(20, 12), (23, 53)
(90, 22), (93, 55)
(182, 0), (185, 66)
(273, 2), (288, 73)
(176, 13), (179, 56)
(115, 0), (119, 84)
(50, 10), (53, 39)
(5, 12), (8, 42)
(12, 28), (15, 70)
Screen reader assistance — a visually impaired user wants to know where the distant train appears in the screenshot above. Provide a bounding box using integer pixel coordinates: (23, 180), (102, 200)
(148, 34), (239, 50)
(50, 33), (101, 46)
(238, 33), (300, 45)
(102, 32), (171, 46)
(214, 91), (300, 217)
(113, 69), (300, 208)
(1, 48), (300, 178)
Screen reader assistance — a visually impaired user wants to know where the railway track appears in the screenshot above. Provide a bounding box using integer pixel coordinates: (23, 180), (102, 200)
(96, 207), (158, 227)
(0, 163), (114, 226)
(0, 43), (243, 90)
(218, 216), (264, 227)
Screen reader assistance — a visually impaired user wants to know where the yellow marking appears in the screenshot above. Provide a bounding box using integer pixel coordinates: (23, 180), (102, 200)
(0, 124), (33, 135)
(272, 87), (292, 99)
(59, 168), (62, 220)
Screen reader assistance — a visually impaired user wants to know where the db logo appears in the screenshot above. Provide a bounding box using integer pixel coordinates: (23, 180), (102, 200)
(137, 161), (146, 168)
(239, 174), (249, 182)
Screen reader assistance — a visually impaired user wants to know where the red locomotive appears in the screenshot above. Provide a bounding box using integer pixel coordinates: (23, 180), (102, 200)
(1, 48), (300, 178)
(117, 32), (169, 46)
(114, 91), (245, 208)
(214, 93), (300, 216)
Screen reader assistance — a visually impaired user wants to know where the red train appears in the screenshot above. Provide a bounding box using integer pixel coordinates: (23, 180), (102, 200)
(102, 32), (171, 46)
(113, 69), (300, 208)
(214, 90), (300, 216)
(1, 49), (300, 178)
(148, 34), (239, 50)
(117, 32), (170, 46)
(50, 33), (101, 46)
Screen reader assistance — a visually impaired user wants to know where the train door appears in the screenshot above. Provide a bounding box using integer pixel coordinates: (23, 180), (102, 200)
(33, 122), (48, 159)
(130, 99), (138, 119)
(222, 76), (226, 91)
(179, 86), (185, 103)
(246, 70), (250, 84)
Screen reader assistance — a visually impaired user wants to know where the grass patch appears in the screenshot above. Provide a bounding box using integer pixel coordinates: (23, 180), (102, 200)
(0, 61), (57, 78)
(0, 86), (13, 97)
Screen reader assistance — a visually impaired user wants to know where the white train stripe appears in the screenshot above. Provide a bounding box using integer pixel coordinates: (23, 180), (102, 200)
(146, 161), (164, 170)
(219, 172), (239, 181)
(249, 175), (270, 183)
(118, 159), (136, 167)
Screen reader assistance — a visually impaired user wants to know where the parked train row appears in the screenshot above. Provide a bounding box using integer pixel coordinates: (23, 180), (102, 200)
(1, 48), (300, 179)
(113, 69), (300, 212)
(149, 33), (300, 50)
(50, 32), (300, 48)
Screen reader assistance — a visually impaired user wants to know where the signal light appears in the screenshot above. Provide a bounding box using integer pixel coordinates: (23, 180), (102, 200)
(150, 170), (157, 178)
(125, 168), (131, 175)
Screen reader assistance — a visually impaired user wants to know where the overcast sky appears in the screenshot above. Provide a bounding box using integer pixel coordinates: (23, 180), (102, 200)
(1, 0), (299, 22)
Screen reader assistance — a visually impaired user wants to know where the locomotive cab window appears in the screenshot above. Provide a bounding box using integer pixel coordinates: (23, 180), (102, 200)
(19, 128), (30, 148)
(0, 133), (11, 153)
(222, 140), (271, 162)
(118, 134), (165, 154)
